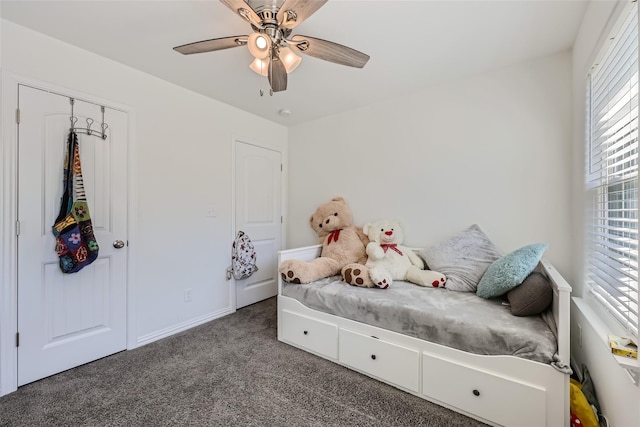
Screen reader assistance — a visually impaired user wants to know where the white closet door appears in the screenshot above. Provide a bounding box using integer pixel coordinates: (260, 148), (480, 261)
(17, 85), (128, 386)
(234, 140), (282, 308)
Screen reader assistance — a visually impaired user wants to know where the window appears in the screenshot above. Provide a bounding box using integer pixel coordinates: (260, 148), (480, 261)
(585, 1), (639, 338)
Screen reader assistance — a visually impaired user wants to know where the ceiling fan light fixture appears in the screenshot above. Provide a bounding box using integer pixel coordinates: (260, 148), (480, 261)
(248, 33), (271, 59)
(175, 0), (369, 93)
(280, 47), (302, 73)
(249, 57), (270, 77)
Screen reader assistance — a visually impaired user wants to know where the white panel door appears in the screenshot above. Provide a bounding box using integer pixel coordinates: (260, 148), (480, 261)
(17, 85), (128, 386)
(235, 141), (282, 308)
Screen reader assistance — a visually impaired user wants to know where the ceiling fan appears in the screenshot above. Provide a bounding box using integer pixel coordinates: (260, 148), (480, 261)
(173, 0), (370, 93)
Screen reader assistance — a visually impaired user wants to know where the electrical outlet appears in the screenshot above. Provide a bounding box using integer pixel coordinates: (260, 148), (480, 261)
(184, 288), (192, 303)
(578, 323), (583, 348)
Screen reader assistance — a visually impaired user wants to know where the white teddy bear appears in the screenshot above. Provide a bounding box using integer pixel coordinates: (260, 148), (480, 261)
(364, 219), (447, 289)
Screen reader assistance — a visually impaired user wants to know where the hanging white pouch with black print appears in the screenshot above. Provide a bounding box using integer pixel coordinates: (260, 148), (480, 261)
(228, 231), (258, 280)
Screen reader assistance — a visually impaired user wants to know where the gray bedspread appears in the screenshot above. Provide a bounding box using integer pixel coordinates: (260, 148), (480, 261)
(282, 276), (557, 364)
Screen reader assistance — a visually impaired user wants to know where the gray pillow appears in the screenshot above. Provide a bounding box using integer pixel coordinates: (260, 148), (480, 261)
(419, 224), (502, 292)
(507, 271), (553, 316)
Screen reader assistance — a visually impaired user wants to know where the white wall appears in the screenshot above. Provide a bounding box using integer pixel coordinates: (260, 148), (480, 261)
(287, 51), (573, 280)
(570, 2), (640, 426)
(0, 20), (286, 393)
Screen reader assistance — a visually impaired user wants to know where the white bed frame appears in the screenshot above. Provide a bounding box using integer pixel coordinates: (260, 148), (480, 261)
(277, 245), (571, 427)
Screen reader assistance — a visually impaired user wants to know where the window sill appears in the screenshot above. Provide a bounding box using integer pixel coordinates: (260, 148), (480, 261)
(613, 353), (640, 372)
(572, 297), (639, 384)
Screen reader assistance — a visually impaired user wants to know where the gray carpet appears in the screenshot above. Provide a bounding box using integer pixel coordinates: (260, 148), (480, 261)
(0, 297), (486, 426)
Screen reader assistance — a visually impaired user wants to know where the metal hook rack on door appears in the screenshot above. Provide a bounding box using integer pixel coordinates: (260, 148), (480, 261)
(69, 98), (109, 140)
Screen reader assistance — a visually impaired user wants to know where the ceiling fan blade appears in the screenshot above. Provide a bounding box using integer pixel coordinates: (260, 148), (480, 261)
(268, 55), (288, 92)
(290, 35), (370, 68)
(220, 0), (263, 28)
(277, 0), (328, 30)
(173, 36), (246, 55)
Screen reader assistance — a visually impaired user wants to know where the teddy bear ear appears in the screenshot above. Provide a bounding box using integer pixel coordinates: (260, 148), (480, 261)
(363, 223), (371, 234)
(331, 196), (345, 203)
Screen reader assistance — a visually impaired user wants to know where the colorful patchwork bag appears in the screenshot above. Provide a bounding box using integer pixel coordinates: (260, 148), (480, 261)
(229, 231), (258, 280)
(52, 131), (99, 273)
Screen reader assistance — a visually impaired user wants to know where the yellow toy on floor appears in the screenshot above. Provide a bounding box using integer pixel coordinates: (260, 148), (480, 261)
(570, 378), (599, 427)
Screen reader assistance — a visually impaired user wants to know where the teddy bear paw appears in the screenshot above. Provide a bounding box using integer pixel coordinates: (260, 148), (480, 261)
(376, 278), (390, 289)
(281, 270), (302, 284)
(344, 267), (365, 287)
(342, 264), (374, 287)
(431, 277), (447, 288)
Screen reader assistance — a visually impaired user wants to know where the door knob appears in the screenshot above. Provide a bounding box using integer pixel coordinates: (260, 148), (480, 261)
(113, 240), (125, 249)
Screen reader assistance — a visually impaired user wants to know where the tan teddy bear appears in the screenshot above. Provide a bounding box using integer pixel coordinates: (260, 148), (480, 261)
(279, 197), (369, 284)
(359, 219), (446, 289)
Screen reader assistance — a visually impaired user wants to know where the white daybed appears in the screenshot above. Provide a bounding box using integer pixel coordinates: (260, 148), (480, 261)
(277, 244), (571, 427)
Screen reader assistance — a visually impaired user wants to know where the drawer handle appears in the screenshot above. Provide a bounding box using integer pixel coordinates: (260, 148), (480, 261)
(371, 354), (376, 360)
(303, 330), (308, 335)
(472, 389), (480, 397)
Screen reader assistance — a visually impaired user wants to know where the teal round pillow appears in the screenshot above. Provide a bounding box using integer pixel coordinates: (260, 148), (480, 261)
(476, 243), (548, 299)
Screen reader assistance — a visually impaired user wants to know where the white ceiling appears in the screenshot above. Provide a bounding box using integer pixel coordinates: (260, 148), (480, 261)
(0, 0), (589, 126)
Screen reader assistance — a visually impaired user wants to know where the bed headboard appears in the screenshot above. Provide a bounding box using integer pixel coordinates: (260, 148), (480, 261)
(539, 258), (572, 364)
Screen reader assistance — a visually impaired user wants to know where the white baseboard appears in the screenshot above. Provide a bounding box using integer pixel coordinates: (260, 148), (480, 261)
(136, 307), (235, 347)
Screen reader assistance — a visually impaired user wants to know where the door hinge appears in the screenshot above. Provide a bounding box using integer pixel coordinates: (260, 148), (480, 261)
(281, 164), (283, 172)
(16, 332), (19, 347)
(281, 216), (283, 224)
(16, 108), (20, 124)
(16, 220), (20, 236)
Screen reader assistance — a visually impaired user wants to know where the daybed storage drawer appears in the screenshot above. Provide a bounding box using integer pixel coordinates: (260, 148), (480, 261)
(281, 310), (338, 359)
(339, 329), (419, 392)
(421, 353), (546, 427)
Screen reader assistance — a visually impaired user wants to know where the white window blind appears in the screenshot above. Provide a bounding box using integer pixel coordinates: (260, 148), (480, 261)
(586, 1), (639, 338)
